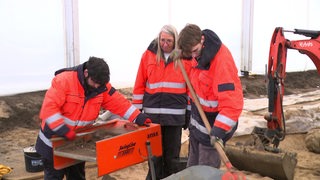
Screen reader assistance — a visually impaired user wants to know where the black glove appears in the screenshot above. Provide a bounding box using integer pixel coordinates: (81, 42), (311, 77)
(210, 135), (224, 148)
(210, 126), (226, 146)
(135, 113), (152, 126)
(183, 110), (191, 130)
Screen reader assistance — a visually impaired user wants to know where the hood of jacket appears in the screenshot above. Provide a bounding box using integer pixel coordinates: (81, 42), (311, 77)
(196, 29), (222, 70)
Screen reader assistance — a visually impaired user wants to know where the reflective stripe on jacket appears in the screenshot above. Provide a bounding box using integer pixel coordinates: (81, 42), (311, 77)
(132, 41), (192, 125)
(35, 62), (141, 159)
(189, 29), (244, 146)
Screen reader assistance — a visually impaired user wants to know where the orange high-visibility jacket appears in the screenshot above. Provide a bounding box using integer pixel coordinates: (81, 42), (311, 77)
(189, 29), (244, 146)
(35, 63), (141, 159)
(132, 40), (192, 126)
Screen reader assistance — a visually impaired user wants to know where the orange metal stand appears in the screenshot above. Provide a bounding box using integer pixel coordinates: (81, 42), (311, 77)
(52, 119), (162, 177)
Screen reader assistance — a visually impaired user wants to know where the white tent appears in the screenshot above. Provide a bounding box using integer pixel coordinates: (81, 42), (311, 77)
(0, 0), (319, 96)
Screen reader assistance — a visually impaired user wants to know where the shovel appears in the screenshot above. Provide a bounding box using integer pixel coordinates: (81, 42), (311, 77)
(177, 59), (246, 180)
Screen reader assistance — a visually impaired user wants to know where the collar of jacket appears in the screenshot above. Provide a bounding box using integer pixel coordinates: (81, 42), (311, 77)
(147, 39), (158, 54)
(196, 29), (222, 70)
(54, 64), (79, 76)
(77, 63), (87, 89)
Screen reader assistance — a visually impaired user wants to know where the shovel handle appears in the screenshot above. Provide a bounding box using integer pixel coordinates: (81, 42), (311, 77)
(177, 59), (234, 170)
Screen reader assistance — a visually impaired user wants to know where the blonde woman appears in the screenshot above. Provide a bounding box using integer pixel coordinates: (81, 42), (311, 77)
(132, 25), (192, 179)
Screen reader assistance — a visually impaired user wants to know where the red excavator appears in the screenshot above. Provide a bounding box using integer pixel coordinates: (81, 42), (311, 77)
(226, 27), (320, 180)
(255, 27), (320, 151)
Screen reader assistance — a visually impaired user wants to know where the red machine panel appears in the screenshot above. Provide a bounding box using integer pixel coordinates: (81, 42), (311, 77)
(52, 119), (162, 177)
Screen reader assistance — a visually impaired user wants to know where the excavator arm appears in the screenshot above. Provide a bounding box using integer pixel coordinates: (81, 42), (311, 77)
(253, 27), (320, 152)
(225, 27), (320, 180)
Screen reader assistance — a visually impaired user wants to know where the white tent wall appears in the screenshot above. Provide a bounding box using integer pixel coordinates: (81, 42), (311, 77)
(251, 0), (320, 74)
(0, 0), (319, 96)
(169, 0), (243, 73)
(0, 0), (65, 96)
(78, 0), (243, 89)
(78, 0), (170, 89)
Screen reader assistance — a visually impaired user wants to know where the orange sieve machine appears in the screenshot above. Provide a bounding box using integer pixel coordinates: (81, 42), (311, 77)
(51, 119), (162, 177)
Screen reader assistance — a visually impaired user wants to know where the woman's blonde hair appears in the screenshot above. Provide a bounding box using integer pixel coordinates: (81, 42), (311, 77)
(156, 25), (178, 64)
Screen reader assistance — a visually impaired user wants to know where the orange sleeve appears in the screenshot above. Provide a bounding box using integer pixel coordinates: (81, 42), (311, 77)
(102, 83), (141, 122)
(213, 45), (244, 131)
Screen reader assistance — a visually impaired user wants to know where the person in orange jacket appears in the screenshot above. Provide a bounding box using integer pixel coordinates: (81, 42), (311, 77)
(176, 24), (244, 168)
(132, 25), (192, 179)
(35, 57), (151, 180)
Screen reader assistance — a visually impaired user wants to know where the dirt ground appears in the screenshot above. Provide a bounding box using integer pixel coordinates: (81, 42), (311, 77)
(1, 70), (320, 180)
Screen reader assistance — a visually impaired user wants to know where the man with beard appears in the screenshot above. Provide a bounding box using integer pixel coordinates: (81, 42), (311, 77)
(35, 56), (151, 180)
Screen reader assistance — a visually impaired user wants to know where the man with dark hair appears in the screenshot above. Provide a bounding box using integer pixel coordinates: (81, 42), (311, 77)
(177, 24), (244, 168)
(35, 56), (151, 180)
(85, 56), (110, 85)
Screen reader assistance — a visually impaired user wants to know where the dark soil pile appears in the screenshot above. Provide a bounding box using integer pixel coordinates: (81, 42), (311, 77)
(241, 70), (320, 99)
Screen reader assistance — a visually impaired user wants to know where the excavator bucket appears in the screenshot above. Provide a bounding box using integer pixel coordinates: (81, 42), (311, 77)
(225, 135), (297, 180)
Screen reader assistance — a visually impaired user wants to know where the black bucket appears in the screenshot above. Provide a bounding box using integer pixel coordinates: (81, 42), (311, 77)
(23, 146), (44, 172)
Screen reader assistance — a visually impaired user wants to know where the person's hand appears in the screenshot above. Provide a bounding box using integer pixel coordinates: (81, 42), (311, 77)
(210, 135), (224, 148)
(134, 113), (152, 126)
(64, 129), (76, 141)
(168, 49), (182, 62)
(210, 128), (224, 147)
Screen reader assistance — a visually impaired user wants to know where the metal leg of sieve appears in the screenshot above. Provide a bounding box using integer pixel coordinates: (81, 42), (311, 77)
(146, 140), (156, 180)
